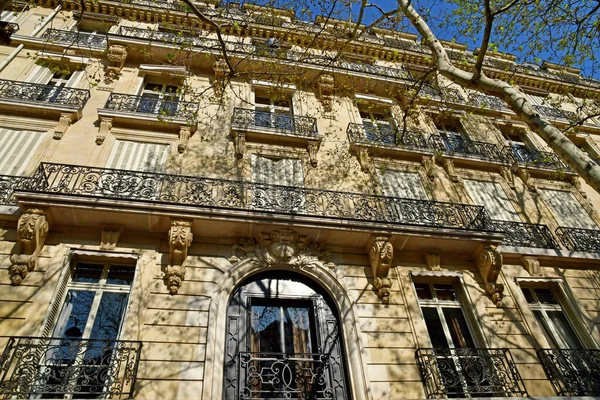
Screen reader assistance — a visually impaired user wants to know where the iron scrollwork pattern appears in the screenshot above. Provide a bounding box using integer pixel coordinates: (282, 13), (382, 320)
(0, 79), (91, 108)
(416, 348), (528, 399)
(0, 336), (142, 399)
(491, 220), (559, 249)
(538, 348), (600, 396)
(41, 28), (108, 49)
(429, 135), (509, 164)
(103, 93), (198, 123)
(555, 227), (600, 253)
(30, 163), (492, 232)
(502, 146), (573, 172)
(0, 175), (32, 205)
(232, 108), (318, 137)
(347, 122), (430, 151)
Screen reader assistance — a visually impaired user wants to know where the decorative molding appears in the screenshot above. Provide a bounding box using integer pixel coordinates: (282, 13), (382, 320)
(569, 176), (586, 198)
(318, 74), (334, 113)
(51, 113), (72, 140)
(474, 244), (504, 307)
(499, 166), (515, 189)
(421, 155), (435, 181)
(228, 228), (335, 271)
(520, 256), (541, 276)
(107, 44), (128, 72)
(213, 59), (229, 97)
(100, 225), (124, 251)
(178, 125), (191, 154)
(9, 209), (50, 285)
(165, 220), (193, 295)
(233, 131), (245, 159)
(367, 236), (393, 304)
(423, 249), (441, 271)
(96, 117), (112, 145)
(307, 140), (319, 167)
(442, 159), (459, 182)
(516, 168), (536, 192)
(355, 147), (373, 174)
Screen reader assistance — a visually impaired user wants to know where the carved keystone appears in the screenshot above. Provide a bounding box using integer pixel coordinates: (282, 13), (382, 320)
(368, 236), (393, 304)
(165, 220), (193, 295)
(521, 256), (541, 276)
(423, 249), (441, 270)
(9, 209), (50, 285)
(100, 225), (123, 251)
(474, 244), (504, 307)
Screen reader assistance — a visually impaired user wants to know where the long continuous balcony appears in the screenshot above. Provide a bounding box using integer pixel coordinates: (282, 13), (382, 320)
(429, 135), (508, 164)
(232, 108), (318, 137)
(0, 336), (142, 399)
(468, 93), (511, 112)
(101, 93), (198, 123)
(0, 79), (90, 108)
(416, 348), (528, 399)
(347, 122), (430, 152)
(492, 220), (559, 249)
(119, 0), (189, 11)
(0, 175), (30, 205)
(538, 349), (600, 396)
(23, 163), (491, 232)
(533, 105), (578, 121)
(40, 28), (108, 49)
(556, 227), (600, 253)
(503, 146), (574, 173)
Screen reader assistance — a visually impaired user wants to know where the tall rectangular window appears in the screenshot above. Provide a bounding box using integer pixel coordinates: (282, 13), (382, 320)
(380, 170), (427, 200)
(539, 189), (597, 229)
(251, 155), (303, 187)
(106, 140), (169, 173)
(464, 180), (520, 222)
(253, 92), (294, 131)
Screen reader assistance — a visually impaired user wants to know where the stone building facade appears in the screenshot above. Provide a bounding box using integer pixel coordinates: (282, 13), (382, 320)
(0, 1), (600, 399)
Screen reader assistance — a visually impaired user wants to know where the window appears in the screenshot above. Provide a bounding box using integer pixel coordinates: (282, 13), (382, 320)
(463, 180), (520, 222)
(539, 189), (597, 229)
(359, 107), (395, 143)
(223, 273), (349, 400)
(253, 91), (294, 131)
(138, 82), (180, 116)
(435, 120), (468, 152)
(0, 128), (46, 175)
(26, 65), (84, 87)
(251, 154), (303, 187)
(380, 170), (427, 200)
(106, 140), (169, 173)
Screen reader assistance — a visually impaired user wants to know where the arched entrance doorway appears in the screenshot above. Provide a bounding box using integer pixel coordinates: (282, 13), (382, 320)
(223, 271), (350, 399)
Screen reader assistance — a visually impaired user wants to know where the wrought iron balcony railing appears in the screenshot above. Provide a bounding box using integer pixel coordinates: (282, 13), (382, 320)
(0, 79), (90, 108)
(538, 348), (600, 396)
(120, 0), (189, 11)
(429, 135), (508, 164)
(40, 28), (108, 49)
(0, 175), (31, 205)
(26, 163), (492, 232)
(0, 336), (142, 399)
(556, 227), (600, 253)
(491, 220), (559, 249)
(231, 108), (318, 137)
(237, 352), (336, 398)
(103, 93), (198, 122)
(416, 348), (528, 399)
(502, 146), (573, 172)
(533, 105), (578, 121)
(467, 93), (511, 112)
(347, 122), (430, 151)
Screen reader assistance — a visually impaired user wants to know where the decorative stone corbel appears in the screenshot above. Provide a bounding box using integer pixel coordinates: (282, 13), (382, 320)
(356, 147), (373, 174)
(51, 113), (72, 140)
(9, 209), (50, 285)
(517, 168), (536, 192)
(100, 225), (123, 251)
(165, 220), (193, 295)
(421, 155), (435, 181)
(307, 140), (320, 167)
(423, 249), (441, 271)
(213, 59), (229, 97)
(569, 176), (586, 198)
(499, 166), (515, 189)
(233, 131), (245, 159)
(107, 44), (128, 72)
(520, 256), (541, 276)
(178, 126), (191, 154)
(474, 244), (504, 307)
(367, 236), (393, 304)
(442, 159), (459, 182)
(96, 117), (112, 145)
(318, 74), (335, 113)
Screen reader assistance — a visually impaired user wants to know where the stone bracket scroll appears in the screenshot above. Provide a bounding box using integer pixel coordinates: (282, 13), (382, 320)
(233, 131), (245, 159)
(9, 209), (50, 285)
(96, 117), (112, 145)
(51, 113), (73, 140)
(107, 44), (128, 73)
(355, 147), (373, 174)
(318, 74), (334, 113)
(442, 159), (459, 183)
(178, 126), (191, 154)
(421, 155), (435, 181)
(165, 220), (193, 295)
(474, 244), (504, 307)
(499, 166), (515, 189)
(100, 225), (124, 251)
(307, 140), (320, 167)
(521, 256), (541, 276)
(423, 249), (441, 271)
(367, 236), (393, 304)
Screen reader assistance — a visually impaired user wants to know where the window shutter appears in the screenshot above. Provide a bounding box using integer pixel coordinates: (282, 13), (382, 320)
(381, 170), (427, 200)
(26, 65), (54, 84)
(1, 10), (18, 22)
(552, 284), (597, 349)
(464, 180), (520, 222)
(524, 93), (545, 106)
(40, 254), (73, 337)
(0, 128), (45, 175)
(106, 140), (169, 173)
(65, 70), (86, 88)
(251, 155), (303, 187)
(539, 189), (597, 229)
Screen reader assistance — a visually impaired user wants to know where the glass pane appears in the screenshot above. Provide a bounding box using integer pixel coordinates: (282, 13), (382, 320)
(442, 308), (475, 348)
(534, 288), (558, 304)
(106, 265), (135, 285)
(72, 263), (103, 283)
(54, 289), (96, 339)
(422, 307), (449, 348)
(547, 311), (583, 349)
(434, 284), (458, 301)
(89, 292), (129, 341)
(415, 283), (433, 300)
(521, 287), (536, 303)
(283, 306), (312, 354)
(250, 305), (282, 353)
(533, 310), (560, 348)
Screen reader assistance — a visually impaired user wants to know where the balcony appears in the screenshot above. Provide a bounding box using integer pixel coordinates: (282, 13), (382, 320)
(0, 79), (90, 120)
(416, 348), (528, 399)
(533, 104), (578, 121)
(429, 135), (508, 166)
(347, 122), (432, 161)
(467, 93), (511, 113)
(503, 146), (574, 174)
(232, 108), (318, 138)
(556, 227), (600, 253)
(0, 175), (31, 205)
(492, 220), (559, 249)
(119, 0), (190, 11)
(538, 348), (600, 396)
(40, 28), (108, 49)
(0, 336), (142, 399)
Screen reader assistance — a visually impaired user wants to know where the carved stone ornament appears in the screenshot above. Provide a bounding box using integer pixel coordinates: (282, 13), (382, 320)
(521, 256), (541, 276)
(307, 140), (320, 167)
(569, 176), (586, 198)
(178, 125), (191, 154)
(499, 166), (515, 189)
(100, 225), (123, 251)
(474, 244), (504, 307)
(228, 228), (335, 271)
(318, 74), (335, 113)
(9, 209), (50, 285)
(517, 168), (536, 192)
(107, 45), (128, 72)
(213, 59), (229, 97)
(368, 236), (394, 304)
(442, 159), (459, 182)
(233, 131), (245, 159)
(421, 155), (435, 181)
(165, 220), (193, 295)
(96, 117), (112, 145)
(355, 147), (373, 174)
(51, 113), (72, 140)
(423, 249), (441, 271)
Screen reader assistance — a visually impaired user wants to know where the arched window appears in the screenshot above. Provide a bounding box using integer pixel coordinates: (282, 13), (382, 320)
(223, 271), (350, 399)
